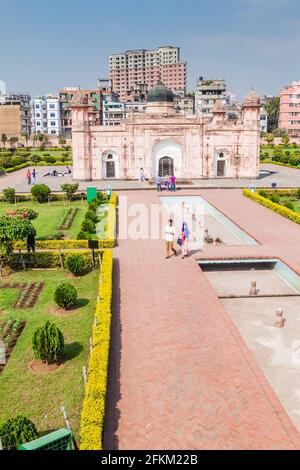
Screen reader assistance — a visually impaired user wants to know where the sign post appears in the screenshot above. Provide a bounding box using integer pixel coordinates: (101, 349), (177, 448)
(88, 240), (99, 269)
(86, 188), (98, 204)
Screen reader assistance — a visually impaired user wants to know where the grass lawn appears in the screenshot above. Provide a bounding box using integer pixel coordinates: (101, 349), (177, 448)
(0, 200), (109, 240)
(0, 268), (98, 440)
(0, 201), (87, 240)
(280, 197), (300, 214)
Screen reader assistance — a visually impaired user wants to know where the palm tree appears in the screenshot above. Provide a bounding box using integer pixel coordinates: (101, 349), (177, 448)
(264, 97), (280, 133)
(1, 133), (7, 148)
(21, 132), (29, 148)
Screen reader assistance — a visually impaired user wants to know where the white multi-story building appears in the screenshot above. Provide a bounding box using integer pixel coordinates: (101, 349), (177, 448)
(102, 101), (126, 126)
(195, 77), (227, 118)
(32, 95), (61, 135)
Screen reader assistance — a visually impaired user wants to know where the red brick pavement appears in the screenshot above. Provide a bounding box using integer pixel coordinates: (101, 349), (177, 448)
(103, 190), (300, 450)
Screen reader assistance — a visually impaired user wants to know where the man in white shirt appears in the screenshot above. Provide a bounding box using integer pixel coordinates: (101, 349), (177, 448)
(165, 219), (177, 259)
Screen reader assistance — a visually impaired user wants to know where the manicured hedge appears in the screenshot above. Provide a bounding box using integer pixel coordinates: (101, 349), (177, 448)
(10, 249), (103, 270)
(243, 189), (300, 225)
(14, 239), (115, 250)
(79, 250), (113, 450)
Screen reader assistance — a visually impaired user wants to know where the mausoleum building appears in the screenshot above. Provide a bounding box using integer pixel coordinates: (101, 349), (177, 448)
(71, 82), (260, 181)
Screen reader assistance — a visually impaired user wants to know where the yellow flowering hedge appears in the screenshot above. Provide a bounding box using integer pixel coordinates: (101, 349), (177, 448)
(14, 239), (115, 250)
(79, 250), (113, 450)
(243, 189), (300, 225)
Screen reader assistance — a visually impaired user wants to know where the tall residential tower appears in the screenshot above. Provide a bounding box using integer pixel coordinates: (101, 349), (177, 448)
(109, 46), (187, 102)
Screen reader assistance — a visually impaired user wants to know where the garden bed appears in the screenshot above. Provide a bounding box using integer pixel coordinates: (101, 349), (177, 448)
(0, 268), (100, 440)
(0, 318), (26, 373)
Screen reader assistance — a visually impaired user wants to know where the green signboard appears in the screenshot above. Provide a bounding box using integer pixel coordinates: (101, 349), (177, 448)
(86, 187), (97, 204)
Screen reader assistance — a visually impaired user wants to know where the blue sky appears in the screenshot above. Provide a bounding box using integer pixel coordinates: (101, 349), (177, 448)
(0, 0), (300, 99)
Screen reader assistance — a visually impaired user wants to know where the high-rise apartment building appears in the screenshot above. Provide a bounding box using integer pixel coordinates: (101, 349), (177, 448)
(32, 95), (62, 135)
(109, 46), (187, 102)
(279, 80), (300, 136)
(195, 78), (227, 118)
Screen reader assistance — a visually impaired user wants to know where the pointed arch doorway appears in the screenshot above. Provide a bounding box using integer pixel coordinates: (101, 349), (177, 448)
(158, 157), (174, 177)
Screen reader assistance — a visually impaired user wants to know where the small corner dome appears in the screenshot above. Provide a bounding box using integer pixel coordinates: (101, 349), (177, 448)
(71, 93), (91, 107)
(212, 100), (226, 113)
(243, 90), (260, 107)
(147, 81), (174, 103)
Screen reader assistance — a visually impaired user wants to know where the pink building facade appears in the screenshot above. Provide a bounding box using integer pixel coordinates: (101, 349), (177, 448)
(279, 80), (300, 136)
(71, 83), (260, 181)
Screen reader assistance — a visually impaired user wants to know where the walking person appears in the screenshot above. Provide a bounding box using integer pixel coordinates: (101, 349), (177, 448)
(26, 169), (32, 186)
(170, 174), (176, 192)
(181, 222), (190, 259)
(27, 228), (36, 253)
(165, 219), (177, 259)
(139, 168), (145, 182)
(32, 168), (37, 185)
(156, 175), (161, 192)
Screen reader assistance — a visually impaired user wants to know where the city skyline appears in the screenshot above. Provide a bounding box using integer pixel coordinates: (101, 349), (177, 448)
(1, 0), (300, 99)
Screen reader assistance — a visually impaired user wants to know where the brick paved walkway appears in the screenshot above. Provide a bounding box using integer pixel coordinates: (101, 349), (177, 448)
(103, 190), (300, 450)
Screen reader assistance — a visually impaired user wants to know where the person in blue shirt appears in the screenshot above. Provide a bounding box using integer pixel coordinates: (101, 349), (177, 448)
(156, 175), (161, 192)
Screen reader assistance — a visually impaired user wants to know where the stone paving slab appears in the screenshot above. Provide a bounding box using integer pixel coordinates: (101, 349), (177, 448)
(1, 163), (300, 193)
(103, 190), (300, 450)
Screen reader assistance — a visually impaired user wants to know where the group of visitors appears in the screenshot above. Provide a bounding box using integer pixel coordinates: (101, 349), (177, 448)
(156, 174), (176, 192)
(26, 169), (37, 185)
(165, 219), (189, 260)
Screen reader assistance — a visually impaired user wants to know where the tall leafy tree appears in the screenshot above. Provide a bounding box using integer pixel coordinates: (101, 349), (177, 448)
(264, 97), (280, 133)
(1, 133), (7, 148)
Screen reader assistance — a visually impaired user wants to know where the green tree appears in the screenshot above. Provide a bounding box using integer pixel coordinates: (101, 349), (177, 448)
(9, 136), (18, 148)
(58, 135), (66, 145)
(264, 96), (280, 132)
(1, 133), (7, 148)
(264, 133), (274, 144)
(0, 215), (33, 271)
(0, 416), (38, 450)
(281, 134), (290, 145)
(32, 321), (65, 364)
(273, 128), (287, 138)
(61, 183), (79, 200)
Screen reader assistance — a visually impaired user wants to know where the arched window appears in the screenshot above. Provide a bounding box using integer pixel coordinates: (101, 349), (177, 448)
(107, 154), (113, 160)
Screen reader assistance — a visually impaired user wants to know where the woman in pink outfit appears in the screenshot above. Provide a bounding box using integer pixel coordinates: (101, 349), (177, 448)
(181, 222), (190, 259)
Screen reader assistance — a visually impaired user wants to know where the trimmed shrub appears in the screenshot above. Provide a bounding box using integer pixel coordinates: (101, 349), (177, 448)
(61, 183), (79, 200)
(3, 187), (15, 203)
(32, 154), (41, 164)
(296, 188), (300, 199)
(32, 321), (64, 364)
(44, 155), (56, 164)
(54, 282), (78, 309)
(81, 219), (96, 233)
(258, 190), (268, 198)
(77, 231), (91, 240)
(0, 416), (38, 450)
(31, 184), (51, 203)
(284, 201), (294, 211)
(88, 201), (98, 212)
(11, 156), (22, 167)
(65, 254), (85, 276)
(270, 192), (280, 203)
(85, 210), (98, 223)
(243, 190), (300, 225)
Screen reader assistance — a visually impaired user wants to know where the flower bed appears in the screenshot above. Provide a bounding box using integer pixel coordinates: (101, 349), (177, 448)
(59, 208), (78, 230)
(0, 318), (26, 374)
(243, 189), (300, 225)
(79, 250), (113, 450)
(0, 282), (44, 308)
